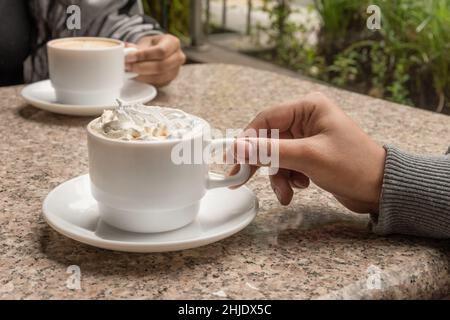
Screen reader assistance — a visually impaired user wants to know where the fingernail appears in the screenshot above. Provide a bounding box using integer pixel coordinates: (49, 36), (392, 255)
(292, 178), (308, 189)
(125, 54), (137, 63)
(125, 64), (131, 71)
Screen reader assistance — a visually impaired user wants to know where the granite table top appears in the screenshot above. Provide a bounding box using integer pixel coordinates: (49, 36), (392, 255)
(1, 64), (449, 299)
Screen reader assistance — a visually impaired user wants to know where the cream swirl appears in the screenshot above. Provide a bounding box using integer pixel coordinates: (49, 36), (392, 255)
(93, 101), (202, 141)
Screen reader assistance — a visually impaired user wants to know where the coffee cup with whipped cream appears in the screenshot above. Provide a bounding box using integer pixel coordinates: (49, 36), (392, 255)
(87, 102), (250, 233)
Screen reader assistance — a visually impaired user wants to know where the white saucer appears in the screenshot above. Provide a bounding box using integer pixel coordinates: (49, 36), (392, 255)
(42, 174), (258, 252)
(21, 79), (157, 116)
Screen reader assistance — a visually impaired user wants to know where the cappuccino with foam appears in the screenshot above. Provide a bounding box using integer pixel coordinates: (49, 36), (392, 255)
(51, 39), (119, 49)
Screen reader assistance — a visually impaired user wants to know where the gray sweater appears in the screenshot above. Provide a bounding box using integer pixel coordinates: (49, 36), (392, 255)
(371, 145), (450, 238)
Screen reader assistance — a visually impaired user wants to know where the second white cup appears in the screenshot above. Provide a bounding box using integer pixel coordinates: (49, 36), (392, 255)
(47, 37), (137, 105)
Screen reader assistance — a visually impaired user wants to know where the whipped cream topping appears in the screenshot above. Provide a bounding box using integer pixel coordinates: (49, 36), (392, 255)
(92, 101), (202, 141)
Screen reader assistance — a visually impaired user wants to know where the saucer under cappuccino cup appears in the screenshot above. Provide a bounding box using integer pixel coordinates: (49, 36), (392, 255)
(47, 37), (137, 105)
(87, 117), (251, 233)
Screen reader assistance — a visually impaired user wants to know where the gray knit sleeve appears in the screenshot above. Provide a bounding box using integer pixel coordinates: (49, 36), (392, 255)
(79, 1), (164, 43)
(371, 145), (450, 238)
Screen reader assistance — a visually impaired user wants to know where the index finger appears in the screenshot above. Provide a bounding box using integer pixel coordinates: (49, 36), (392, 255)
(228, 131), (295, 189)
(243, 92), (333, 138)
(229, 101), (300, 187)
(229, 93), (328, 187)
(244, 101), (297, 135)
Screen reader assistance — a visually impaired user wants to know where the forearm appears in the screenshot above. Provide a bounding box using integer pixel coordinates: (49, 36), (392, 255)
(371, 145), (450, 238)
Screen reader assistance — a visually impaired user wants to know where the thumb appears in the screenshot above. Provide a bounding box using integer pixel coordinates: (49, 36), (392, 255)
(235, 137), (312, 172)
(125, 42), (139, 63)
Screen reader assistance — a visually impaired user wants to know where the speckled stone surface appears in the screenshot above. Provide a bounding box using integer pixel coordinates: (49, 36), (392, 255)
(1, 64), (449, 299)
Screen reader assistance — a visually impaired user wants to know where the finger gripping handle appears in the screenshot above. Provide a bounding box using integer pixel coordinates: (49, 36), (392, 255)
(124, 47), (138, 79)
(206, 138), (251, 189)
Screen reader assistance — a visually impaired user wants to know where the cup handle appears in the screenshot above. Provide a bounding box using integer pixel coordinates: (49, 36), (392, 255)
(124, 47), (139, 79)
(206, 138), (251, 189)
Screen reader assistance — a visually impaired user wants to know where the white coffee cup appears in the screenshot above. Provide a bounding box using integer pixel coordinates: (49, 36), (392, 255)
(87, 117), (251, 233)
(47, 37), (137, 105)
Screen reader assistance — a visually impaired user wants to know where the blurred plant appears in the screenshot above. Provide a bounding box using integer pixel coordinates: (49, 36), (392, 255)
(143, 0), (190, 43)
(327, 50), (360, 87)
(387, 58), (412, 105)
(255, 0), (450, 112)
(314, 0), (371, 59)
(376, 0), (450, 111)
(257, 0), (323, 75)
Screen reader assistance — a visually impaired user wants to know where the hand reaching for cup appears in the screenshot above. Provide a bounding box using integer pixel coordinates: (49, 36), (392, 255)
(231, 92), (386, 214)
(125, 34), (186, 87)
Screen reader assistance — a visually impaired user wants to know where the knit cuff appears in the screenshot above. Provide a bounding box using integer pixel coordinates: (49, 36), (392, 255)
(371, 145), (450, 238)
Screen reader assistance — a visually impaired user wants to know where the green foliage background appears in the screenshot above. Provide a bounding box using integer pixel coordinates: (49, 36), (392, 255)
(141, 0), (449, 111)
(143, 0), (190, 42)
(258, 0), (450, 112)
